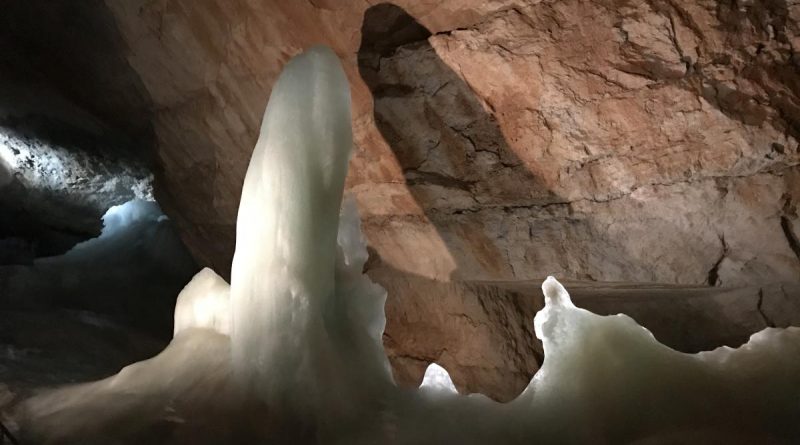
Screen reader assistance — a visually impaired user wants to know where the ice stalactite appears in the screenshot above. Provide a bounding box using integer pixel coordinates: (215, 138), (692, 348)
(13, 45), (800, 445)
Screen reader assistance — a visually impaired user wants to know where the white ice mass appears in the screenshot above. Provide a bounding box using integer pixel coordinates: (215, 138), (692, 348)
(14, 46), (800, 444)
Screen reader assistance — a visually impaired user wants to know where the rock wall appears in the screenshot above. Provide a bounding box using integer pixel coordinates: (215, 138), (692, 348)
(86, 0), (800, 287)
(0, 88), (154, 261)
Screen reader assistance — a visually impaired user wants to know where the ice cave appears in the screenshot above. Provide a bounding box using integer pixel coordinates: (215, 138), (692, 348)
(1, 2), (800, 444)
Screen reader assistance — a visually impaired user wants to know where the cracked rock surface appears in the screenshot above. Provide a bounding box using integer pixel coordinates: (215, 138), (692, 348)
(355, 1), (800, 286)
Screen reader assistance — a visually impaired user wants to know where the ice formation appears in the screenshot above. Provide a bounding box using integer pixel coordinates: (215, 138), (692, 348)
(13, 46), (800, 444)
(229, 46), (394, 434)
(419, 363), (458, 393)
(173, 268), (231, 336)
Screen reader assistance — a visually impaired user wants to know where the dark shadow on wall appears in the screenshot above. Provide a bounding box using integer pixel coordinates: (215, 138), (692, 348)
(357, 3), (563, 283)
(358, 1), (800, 289)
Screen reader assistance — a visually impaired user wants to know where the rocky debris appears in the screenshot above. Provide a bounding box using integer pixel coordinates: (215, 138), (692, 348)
(0, 124), (153, 258)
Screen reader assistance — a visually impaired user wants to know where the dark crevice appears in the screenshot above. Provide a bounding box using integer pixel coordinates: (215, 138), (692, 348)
(371, 83), (416, 98)
(780, 215), (800, 263)
(405, 169), (476, 191)
(756, 288), (776, 328)
(707, 234), (728, 286)
(358, 4), (432, 58)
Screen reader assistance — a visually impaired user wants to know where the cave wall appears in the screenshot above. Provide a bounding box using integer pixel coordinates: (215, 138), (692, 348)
(0, 0), (154, 142)
(0, 1), (158, 260)
(79, 0), (800, 287)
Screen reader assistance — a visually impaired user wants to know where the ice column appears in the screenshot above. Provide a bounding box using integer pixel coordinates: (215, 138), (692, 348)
(230, 46), (353, 405)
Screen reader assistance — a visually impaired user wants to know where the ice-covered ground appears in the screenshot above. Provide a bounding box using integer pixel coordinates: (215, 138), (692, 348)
(0, 199), (197, 336)
(12, 46), (800, 444)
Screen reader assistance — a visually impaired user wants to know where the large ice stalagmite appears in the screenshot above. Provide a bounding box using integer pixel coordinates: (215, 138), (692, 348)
(230, 45), (392, 423)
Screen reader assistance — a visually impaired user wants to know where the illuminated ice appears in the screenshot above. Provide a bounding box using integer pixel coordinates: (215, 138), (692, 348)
(229, 45), (393, 427)
(173, 268), (231, 336)
(419, 363), (458, 394)
(514, 277), (800, 442)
